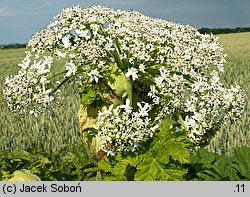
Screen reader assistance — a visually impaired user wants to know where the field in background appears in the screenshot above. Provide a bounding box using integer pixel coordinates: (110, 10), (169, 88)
(0, 32), (249, 155)
(208, 32), (250, 155)
(0, 49), (81, 151)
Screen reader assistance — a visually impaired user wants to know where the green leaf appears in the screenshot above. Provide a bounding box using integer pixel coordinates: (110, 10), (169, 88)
(155, 117), (175, 141)
(125, 164), (137, 181)
(135, 155), (158, 181)
(102, 174), (121, 181)
(152, 117), (191, 147)
(187, 147), (250, 181)
(120, 152), (143, 167)
(9, 150), (34, 162)
(101, 153), (141, 181)
(8, 170), (40, 181)
(196, 169), (223, 181)
(156, 165), (187, 181)
(98, 156), (112, 172)
(106, 62), (132, 103)
(111, 160), (129, 177)
(154, 140), (189, 164)
(135, 154), (186, 181)
(232, 147), (250, 179)
(81, 88), (100, 105)
(190, 148), (217, 167)
(151, 118), (190, 164)
(212, 157), (239, 180)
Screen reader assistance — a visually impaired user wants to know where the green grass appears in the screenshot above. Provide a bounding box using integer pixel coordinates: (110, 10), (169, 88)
(0, 32), (249, 154)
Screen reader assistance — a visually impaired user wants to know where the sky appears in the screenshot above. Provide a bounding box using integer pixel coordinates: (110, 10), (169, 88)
(0, 0), (250, 44)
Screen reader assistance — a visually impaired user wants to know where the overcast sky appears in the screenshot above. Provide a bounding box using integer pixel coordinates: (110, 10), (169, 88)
(0, 0), (250, 44)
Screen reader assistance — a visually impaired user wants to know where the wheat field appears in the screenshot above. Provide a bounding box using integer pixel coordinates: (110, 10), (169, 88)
(0, 48), (81, 151)
(207, 32), (250, 155)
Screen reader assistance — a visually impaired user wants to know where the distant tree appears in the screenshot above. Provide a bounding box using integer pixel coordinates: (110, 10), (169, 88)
(0, 43), (26, 49)
(198, 27), (250, 35)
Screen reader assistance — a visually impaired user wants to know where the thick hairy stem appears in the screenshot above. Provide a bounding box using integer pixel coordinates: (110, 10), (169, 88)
(78, 104), (101, 163)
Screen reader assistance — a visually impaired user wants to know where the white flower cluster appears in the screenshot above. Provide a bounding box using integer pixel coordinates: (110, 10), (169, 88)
(27, 5), (227, 84)
(149, 68), (245, 144)
(3, 5), (245, 152)
(3, 52), (54, 116)
(97, 99), (158, 153)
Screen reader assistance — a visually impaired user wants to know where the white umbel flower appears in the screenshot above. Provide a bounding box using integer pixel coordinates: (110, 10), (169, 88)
(62, 36), (71, 48)
(125, 67), (138, 81)
(65, 61), (77, 77)
(88, 69), (102, 83)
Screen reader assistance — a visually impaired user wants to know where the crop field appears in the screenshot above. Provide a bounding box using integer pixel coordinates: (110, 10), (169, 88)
(0, 32), (249, 156)
(0, 48), (81, 152)
(208, 32), (250, 155)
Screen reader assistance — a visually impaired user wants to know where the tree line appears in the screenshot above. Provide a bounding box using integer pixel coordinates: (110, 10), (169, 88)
(198, 27), (250, 35)
(0, 43), (26, 49)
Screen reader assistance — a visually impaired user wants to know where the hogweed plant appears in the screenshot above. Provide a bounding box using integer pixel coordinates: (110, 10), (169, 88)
(3, 5), (245, 180)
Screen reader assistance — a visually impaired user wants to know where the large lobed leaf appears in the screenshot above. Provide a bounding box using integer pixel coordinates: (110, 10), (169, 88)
(187, 147), (250, 181)
(135, 154), (187, 181)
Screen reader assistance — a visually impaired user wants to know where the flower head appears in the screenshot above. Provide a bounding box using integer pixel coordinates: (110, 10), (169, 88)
(65, 61), (77, 77)
(88, 69), (102, 83)
(125, 68), (138, 81)
(3, 5), (245, 152)
(62, 36), (71, 48)
(97, 99), (157, 153)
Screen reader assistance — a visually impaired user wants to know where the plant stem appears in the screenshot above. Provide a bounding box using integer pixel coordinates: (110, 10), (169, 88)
(177, 113), (189, 132)
(47, 70), (66, 80)
(127, 77), (133, 106)
(52, 77), (70, 94)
